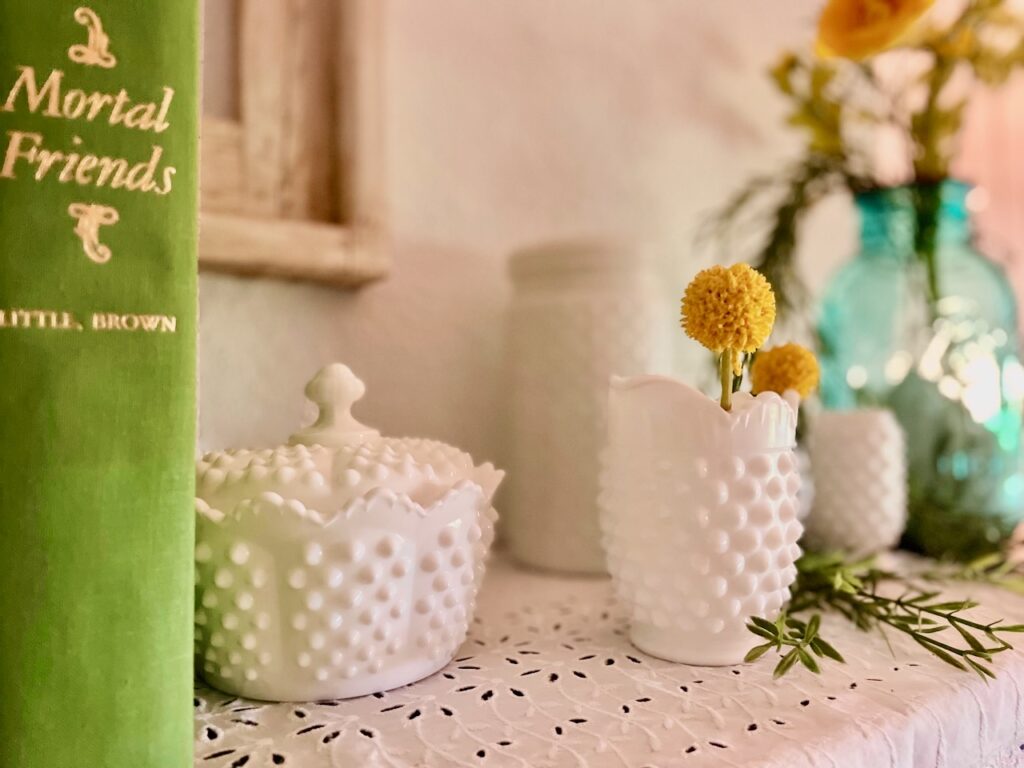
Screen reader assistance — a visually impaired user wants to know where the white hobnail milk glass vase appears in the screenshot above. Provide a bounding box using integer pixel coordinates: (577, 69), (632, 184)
(599, 375), (803, 666)
(506, 240), (672, 574)
(805, 409), (907, 555)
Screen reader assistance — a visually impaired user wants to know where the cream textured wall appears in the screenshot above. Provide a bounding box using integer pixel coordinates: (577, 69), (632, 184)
(197, 1), (861, 461)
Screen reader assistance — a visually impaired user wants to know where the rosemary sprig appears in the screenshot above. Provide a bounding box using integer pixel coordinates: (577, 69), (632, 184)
(748, 552), (1024, 679)
(746, 612), (845, 679)
(924, 552), (1024, 596)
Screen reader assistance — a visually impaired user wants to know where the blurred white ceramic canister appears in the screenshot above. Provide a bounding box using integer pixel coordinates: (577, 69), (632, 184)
(599, 376), (803, 665)
(805, 409), (907, 555)
(506, 240), (671, 574)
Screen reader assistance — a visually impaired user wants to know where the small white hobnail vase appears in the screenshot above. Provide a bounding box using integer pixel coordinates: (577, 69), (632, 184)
(599, 375), (803, 666)
(805, 409), (906, 555)
(194, 364), (503, 701)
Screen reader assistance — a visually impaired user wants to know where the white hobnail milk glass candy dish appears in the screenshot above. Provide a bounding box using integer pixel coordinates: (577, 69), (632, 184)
(194, 364), (503, 701)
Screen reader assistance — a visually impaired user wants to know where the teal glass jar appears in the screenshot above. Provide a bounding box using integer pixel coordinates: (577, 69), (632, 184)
(818, 180), (1024, 559)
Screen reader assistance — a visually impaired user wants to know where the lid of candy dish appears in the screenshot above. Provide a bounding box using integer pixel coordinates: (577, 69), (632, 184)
(195, 364), (504, 516)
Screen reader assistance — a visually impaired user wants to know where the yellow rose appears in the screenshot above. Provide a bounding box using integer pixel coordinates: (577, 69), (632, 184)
(816, 0), (935, 60)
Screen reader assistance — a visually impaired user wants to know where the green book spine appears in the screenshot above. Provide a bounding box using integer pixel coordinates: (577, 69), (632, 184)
(0, 3), (198, 767)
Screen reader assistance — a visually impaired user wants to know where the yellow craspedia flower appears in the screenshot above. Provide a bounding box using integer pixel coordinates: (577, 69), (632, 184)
(681, 264), (776, 366)
(751, 343), (821, 399)
(817, 0), (935, 60)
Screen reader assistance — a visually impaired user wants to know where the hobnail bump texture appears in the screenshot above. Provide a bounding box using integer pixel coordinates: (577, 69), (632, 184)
(194, 364), (502, 701)
(805, 409), (906, 555)
(599, 376), (803, 666)
(796, 448), (814, 521)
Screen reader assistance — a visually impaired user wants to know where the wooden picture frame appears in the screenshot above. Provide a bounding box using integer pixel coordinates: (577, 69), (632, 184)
(199, 0), (388, 288)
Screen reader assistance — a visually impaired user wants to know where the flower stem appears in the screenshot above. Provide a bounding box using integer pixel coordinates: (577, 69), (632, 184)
(719, 350), (733, 411)
(913, 181), (943, 324)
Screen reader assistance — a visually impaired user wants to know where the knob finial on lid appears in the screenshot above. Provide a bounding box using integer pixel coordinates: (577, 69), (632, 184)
(289, 364), (380, 448)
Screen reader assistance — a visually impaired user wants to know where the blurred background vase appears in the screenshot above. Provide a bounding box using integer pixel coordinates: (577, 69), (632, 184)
(506, 240), (671, 574)
(818, 180), (1024, 560)
(805, 409), (906, 556)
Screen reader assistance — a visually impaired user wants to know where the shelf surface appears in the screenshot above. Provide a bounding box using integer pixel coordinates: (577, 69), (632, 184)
(195, 552), (1024, 767)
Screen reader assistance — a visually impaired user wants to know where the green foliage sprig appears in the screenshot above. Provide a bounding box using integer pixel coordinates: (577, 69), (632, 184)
(746, 612), (845, 677)
(925, 551), (1024, 595)
(748, 552), (1024, 679)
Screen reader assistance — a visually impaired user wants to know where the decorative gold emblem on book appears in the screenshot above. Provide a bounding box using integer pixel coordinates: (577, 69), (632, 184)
(67, 7), (117, 69)
(68, 202), (118, 264)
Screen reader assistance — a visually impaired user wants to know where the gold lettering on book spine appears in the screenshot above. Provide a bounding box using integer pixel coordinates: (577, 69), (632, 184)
(68, 202), (118, 264)
(1, 8), (181, 271)
(67, 7), (116, 69)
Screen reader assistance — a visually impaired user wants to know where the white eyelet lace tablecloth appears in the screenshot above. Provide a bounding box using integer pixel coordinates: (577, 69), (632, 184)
(195, 553), (1024, 768)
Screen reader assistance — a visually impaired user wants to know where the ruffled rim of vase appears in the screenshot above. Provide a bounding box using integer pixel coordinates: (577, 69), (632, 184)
(610, 373), (797, 428)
